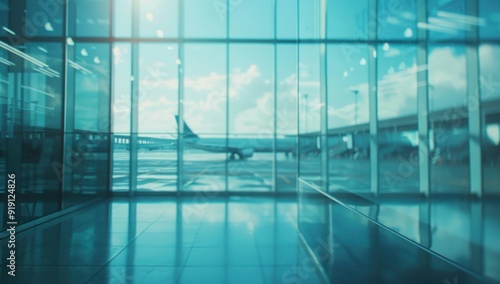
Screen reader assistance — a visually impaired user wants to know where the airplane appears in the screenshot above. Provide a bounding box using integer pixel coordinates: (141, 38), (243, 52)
(175, 115), (304, 159)
(114, 134), (176, 151)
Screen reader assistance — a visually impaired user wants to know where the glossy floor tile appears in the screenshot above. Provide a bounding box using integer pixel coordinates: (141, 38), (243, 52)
(298, 181), (499, 284)
(0, 197), (314, 284)
(3, 194), (496, 283)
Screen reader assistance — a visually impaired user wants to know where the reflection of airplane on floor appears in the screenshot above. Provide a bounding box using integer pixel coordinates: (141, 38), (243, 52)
(175, 116), (303, 160)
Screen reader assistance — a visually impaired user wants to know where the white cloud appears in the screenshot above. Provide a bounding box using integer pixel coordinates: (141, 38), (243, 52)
(184, 72), (226, 92)
(383, 48), (401, 58)
(428, 47), (466, 92)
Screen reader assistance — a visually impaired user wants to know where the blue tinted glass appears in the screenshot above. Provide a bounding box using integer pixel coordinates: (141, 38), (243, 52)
(327, 44), (369, 127)
(114, 0), (132, 37)
(139, 0), (178, 38)
(25, 0), (64, 37)
(0, 0), (7, 36)
(479, 0), (500, 39)
(327, 0), (370, 39)
(185, 0), (227, 38)
(72, 43), (111, 131)
(229, 0), (274, 38)
(428, 0), (466, 40)
(378, 0), (416, 40)
(377, 43), (417, 119)
(479, 44), (500, 102)
(428, 45), (467, 111)
(184, 44), (226, 134)
(229, 44), (274, 134)
(68, 0), (110, 37)
(277, 0), (298, 39)
(299, 0), (321, 39)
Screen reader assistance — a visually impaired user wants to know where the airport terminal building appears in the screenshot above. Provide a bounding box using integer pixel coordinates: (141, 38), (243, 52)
(1, 0), (500, 283)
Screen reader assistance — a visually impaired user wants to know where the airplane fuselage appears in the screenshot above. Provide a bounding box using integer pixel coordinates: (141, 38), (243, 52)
(182, 136), (297, 159)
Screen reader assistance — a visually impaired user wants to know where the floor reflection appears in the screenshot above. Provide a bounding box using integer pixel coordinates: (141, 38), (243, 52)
(0, 197), (321, 284)
(299, 181), (499, 283)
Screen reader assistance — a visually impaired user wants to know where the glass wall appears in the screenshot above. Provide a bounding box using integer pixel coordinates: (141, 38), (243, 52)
(276, 44), (298, 192)
(295, 0), (499, 199)
(0, 40), (64, 224)
(479, 42), (500, 194)
(377, 43), (418, 194)
(63, 42), (111, 208)
(298, 44), (322, 184)
(112, 43), (131, 192)
(327, 44), (370, 194)
(136, 43), (178, 192)
(296, 0), (500, 282)
(0, 0), (112, 228)
(1, 0), (498, 243)
(182, 44), (226, 192)
(428, 45), (469, 194)
(228, 44), (274, 192)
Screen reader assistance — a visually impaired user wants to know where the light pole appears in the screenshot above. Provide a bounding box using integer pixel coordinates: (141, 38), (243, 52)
(303, 93), (309, 133)
(428, 84), (435, 151)
(351, 89), (359, 125)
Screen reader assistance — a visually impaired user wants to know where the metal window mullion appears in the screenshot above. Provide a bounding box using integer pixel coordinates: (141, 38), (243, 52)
(108, 0), (114, 194)
(296, 0), (301, 181)
(60, 0), (68, 206)
(177, 0), (185, 193)
(466, 0), (482, 197)
(368, 0), (378, 195)
(225, 0), (230, 193)
(273, 0), (278, 193)
(417, 0), (430, 196)
(319, 0), (328, 190)
(129, 0), (140, 196)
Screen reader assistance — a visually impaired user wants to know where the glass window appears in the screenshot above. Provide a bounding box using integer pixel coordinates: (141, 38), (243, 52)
(229, 0), (274, 38)
(0, 41), (64, 222)
(63, 42), (111, 207)
(185, 0), (227, 38)
(24, 0), (64, 37)
(277, 44), (298, 192)
(136, 43), (178, 192)
(427, 0), (466, 41)
(327, 44), (370, 193)
(0, 0), (7, 36)
(68, 0), (110, 37)
(182, 44), (226, 192)
(113, 0), (132, 37)
(479, 44), (500, 102)
(72, 43), (111, 132)
(299, 0), (321, 39)
(377, 0), (416, 40)
(428, 45), (467, 112)
(479, 0), (500, 39)
(112, 44), (131, 134)
(139, 0), (178, 38)
(480, 44), (500, 194)
(228, 44), (274, 192)
(377, 43), (417, 120)
(298, 44), (321, 182)
(327, 0), (369, 39)
(428, 45), (469, 194)
(112, 43), (131, 192)
(277, 0), (298, 39)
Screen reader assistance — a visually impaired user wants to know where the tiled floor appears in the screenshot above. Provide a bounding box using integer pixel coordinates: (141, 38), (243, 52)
(297, 181), (498, 284)
(0, 197), (322, 284)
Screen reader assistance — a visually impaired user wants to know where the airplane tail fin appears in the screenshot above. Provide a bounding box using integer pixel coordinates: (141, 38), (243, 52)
(175, 115), (199, 138)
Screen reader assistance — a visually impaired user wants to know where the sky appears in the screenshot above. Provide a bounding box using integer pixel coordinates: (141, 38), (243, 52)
(106, 0), (500, 138)
(1, 0), (499, 141)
